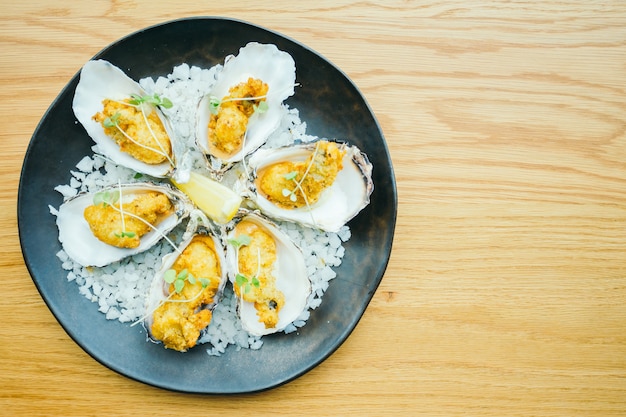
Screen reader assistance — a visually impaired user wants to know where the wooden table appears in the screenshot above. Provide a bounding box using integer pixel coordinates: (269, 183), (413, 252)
(2, 2), (625, 415)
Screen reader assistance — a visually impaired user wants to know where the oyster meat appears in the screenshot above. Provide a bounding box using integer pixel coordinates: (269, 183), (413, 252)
(244, 140), (374, 232)
(196, 42), (296, 175)
(56, 182), (191, 267)
(226, 211), (310, 336)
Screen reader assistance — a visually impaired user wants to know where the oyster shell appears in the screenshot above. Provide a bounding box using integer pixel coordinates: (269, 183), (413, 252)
(196, 43), (296, 176)
(243, 140), (374, 232)
(144, 225), (228, 351)
(72, 59), (178, 178)
(56, 182), (191, 267)
(226, 210), (311, 336)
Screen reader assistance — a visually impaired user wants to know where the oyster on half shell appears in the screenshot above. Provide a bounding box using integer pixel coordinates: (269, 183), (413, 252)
(226, 210), (311, 336)
(196, 42), (296, 176)
(72, 60), (179, 178)
(56, 182), (191, 267)
(145, 225), (228, 351)
(243, 140), (374, 232)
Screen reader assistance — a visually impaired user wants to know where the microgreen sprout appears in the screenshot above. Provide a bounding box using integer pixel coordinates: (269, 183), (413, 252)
(283, 171), (298, 181)
(227, 234), (252, 248)
(208, 96), (221, 115)
(130, 269), (212, 327)
(114, 231), (136, 239)
(128, 93), (173, 109)
(253, 100), (269, 114)
(235, 273), (260, 294)
(281, 171), (300, 202)
(207, 93), (269, 115)
(103, 112), (121, 129)
(93, 189), (120, 207)
(164, 268), (211, 294)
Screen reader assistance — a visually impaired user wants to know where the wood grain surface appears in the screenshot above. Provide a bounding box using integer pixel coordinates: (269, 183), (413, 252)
(2, 1), (626, 416)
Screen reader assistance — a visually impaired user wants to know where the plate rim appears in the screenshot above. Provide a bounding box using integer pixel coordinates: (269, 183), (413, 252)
(17, 16), (397, 394)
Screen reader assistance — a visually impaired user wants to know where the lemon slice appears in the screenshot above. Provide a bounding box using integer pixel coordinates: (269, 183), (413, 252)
(171, 172), (242, 224)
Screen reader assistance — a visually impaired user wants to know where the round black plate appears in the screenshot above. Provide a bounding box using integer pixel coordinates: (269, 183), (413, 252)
(17, 17), (396, 394)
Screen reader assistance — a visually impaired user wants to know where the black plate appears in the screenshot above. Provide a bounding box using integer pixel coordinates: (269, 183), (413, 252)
(17, 17), (396, 394)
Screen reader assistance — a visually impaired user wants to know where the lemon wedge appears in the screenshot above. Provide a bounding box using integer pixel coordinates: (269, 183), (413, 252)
(171, 171), (242, 224)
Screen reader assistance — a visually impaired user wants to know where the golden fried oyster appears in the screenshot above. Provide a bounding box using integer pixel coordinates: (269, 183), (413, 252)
(93, 98), (172, 164)
(208, 77), (269, 157)
(83, 191), (173, 249)
(233, 220), (285, 329)
(257, 140), (346, 210)
(150, 235), (222, 352)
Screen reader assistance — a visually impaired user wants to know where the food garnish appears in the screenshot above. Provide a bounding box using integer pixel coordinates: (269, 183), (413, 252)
(128, 93), (173, 109)
(163, 268), (212, 296)
(171, 171), (242, 224)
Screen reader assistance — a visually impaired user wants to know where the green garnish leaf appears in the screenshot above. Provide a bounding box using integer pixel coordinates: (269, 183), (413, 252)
(93, 193), (105, 206)
(133, 173), (143, 179)
(208, 96), (221, 115)
(128, 93), (173, 109)
(114, 231), (136, 239)
(93, 189), (120, 207)
(235, 273), (259, 294)
(253, 100), (269, 114)
(281, 171), (300, 201)
(228, 234), (251, 248)
(235, 273), (248, 288)
(164, 269), (177, 284)
(128, 94), (143, 105)
(164, 269), (203, 295)
(284, 171), (298, 181)
(174, 279), (185, 294)
(158, 96), (173, 109)
(103, 112), (121, 128)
